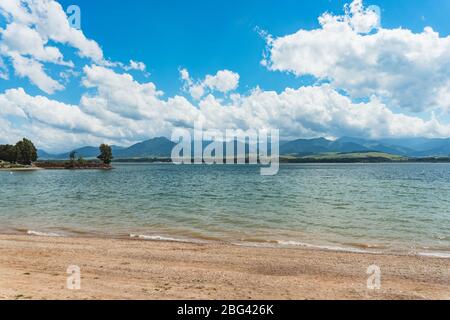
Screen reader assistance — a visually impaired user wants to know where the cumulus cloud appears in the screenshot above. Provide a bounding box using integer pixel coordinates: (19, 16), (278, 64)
(126, 60), (147, 72)
(27, 0), (103, 62)
(203, 70), (240, 93)
(180, 68), (190, 82)
(180, 68), (240, 100)
(82, 65), (166, 120)
(264, 0), (450, 112)
(9, 53), (64, 94)
(0, 0), (102, 93)
(344, 0), (380, 33)
(2, 64), (450, 151)
(1, 0), (450, 151)
(1, 22), (71, 66)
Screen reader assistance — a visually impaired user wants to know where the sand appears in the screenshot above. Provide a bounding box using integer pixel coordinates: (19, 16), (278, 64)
(0, 235), (448, 300)
(0, 167), (43, 171)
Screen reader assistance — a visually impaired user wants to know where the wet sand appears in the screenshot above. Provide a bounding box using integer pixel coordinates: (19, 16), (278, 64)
(0, 235), (448, 300)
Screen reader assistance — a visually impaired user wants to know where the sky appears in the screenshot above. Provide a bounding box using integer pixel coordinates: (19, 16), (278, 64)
(0, 0), (450, 152)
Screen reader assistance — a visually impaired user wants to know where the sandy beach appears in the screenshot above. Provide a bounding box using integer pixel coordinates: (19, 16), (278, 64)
(0, 235), (448, 300)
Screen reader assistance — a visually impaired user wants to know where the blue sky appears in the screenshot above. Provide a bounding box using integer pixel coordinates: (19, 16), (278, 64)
(0, 0), (450, 151)
(38, 0), (450, 101)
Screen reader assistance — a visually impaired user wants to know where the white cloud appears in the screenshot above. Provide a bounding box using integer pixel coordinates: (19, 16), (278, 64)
(203, 70), (240, 93)
(82, 65), (164, 120)
(0, 0), (35, 25)
(1, 0), (450, 151)
(2, 65), (450, 152)
(0, 0), (151, 92)
(29, 0), (103, 62)
(0, 0), (103, 93)
(1, 22), (72, 66)
(189, 84), (205, 101)
(195, 85), (450, 139)
(180, 68), (240, 100)
(180, 68), (190, 82)
(345, 0), (380, 33)
(0, 87), (106, 133)
(264, 0), (450, 112)
(9, 53), (64, 94)
(127, 60), (146, 72)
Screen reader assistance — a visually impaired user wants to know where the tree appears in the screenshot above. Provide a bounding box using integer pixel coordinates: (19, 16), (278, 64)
(77, 156), (86, 166)
(69, 151), (76, 168)
(97, 144), (113, 164)
(0, 144), (17, 163)
(15, 138), (37, 165)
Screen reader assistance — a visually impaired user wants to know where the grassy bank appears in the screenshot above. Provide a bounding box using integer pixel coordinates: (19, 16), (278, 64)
(35, 160), (112, 170)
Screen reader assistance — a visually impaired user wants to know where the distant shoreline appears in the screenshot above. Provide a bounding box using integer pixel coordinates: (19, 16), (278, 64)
(106, 156), (450, 164)
(3, 159), (450, 168)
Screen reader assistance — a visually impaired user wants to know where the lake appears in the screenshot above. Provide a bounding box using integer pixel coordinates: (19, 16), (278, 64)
(1, 163), (449, 257)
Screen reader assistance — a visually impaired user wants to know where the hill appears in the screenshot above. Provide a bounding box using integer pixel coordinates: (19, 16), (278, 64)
(281, 152), (407, 163)
(37, 136), (450, 160)
(38, 145), (124, 160)
(38, 138), (174, 160)
(114, 137), (176, 158)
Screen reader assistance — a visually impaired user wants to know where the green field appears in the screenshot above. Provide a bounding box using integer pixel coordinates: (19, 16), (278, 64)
(281, 152), (408, 163)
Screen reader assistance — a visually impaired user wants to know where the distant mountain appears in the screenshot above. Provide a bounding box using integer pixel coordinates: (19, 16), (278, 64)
(280, 137), (372, 155)
(37, 149), (55, 160)
(413, 142), (450, 157)
(115, 137), (176, 158)
(37, 136), (450, 160)
(335, 137), (414, 156)
(39, 137), (176, 160)
(280, 138), (333, 155)
(280, 137), (450, 157)
(38, 145), (125, 160)
(380, 138), (450, 156)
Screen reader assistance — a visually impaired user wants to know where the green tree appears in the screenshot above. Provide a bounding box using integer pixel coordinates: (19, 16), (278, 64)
(0, 144), (17, 163)
(15, 138), (37, 165)
(77, 156), (86, 166)
(69, 151), (76, 168)
(97, 144), (113, 164)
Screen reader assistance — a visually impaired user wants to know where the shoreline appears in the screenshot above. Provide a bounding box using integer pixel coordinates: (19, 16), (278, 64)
(2, 229), (449, 259)
(0, 234), (448, 300)
(0, 167), (43, 171)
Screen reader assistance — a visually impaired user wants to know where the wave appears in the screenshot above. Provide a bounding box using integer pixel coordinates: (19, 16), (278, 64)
(27, 230), (62, 237)
(232, 239), (378, 253)
(20, 230), (450, 258)
(129, 234), (192, 243)
(275, 240), (379, 254)
(416, 251), (450, 259)
(276, 240), (450, 258)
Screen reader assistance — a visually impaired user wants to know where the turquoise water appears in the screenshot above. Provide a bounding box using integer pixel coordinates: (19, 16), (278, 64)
(0, 163), (449, 256)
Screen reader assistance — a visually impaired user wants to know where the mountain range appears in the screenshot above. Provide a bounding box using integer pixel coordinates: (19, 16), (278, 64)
(37, 136), (450, 160)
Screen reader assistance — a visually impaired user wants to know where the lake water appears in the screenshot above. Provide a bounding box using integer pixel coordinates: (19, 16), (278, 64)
(0, 163), (449, 257)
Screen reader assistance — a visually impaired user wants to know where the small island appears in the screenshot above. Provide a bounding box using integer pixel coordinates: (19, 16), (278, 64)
(0, 139), (113, 170)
